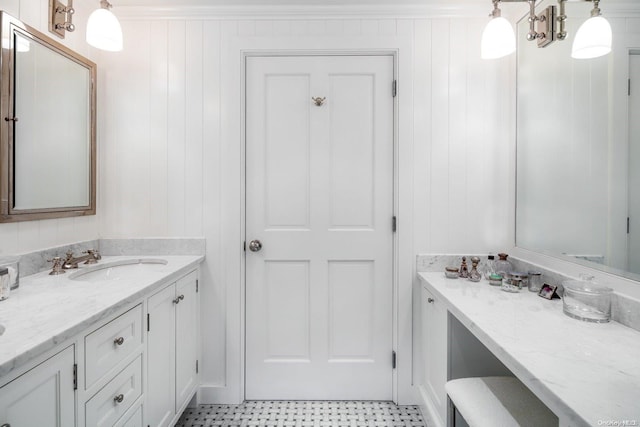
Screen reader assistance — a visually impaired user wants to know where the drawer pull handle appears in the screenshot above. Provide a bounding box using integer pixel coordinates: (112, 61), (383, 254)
(427, 298), (435, 303)
(173, 294), (185, 304)
(113, 337), (125, 346)
(114, 394), (124, 404)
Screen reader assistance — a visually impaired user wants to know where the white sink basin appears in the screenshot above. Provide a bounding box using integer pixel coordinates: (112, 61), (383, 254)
(69, 259), (168, 282)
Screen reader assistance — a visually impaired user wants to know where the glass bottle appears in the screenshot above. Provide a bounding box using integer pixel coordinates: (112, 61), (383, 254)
(494, 253), (513, 278)
(482, 255), (496, 280)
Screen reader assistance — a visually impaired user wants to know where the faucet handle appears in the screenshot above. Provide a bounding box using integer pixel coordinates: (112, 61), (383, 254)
(84, 249), (101, 264)
(47, 257), (66, 275)
(63, 250), (78, 269)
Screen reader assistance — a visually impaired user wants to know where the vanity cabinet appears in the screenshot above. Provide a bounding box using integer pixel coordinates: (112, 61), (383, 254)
(0, 260), (201, 427)
(0, 345), (76, 427)
(420, 286), (448, 427)
(147, 270), (199, 427)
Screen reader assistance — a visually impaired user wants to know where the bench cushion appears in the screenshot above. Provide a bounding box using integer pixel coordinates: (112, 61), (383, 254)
(445, 377), (558, 427)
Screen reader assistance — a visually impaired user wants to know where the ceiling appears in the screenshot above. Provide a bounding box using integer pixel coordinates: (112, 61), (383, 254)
(117, 0), (480, 5)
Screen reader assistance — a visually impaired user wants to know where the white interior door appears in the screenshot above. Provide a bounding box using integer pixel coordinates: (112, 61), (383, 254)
(245, 55), (394, 400)
(629, 54), (640, 274)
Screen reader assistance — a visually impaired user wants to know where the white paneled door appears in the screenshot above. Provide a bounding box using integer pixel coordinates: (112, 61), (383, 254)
(245, 55), (394, 400)
(629, 54), (640, 274)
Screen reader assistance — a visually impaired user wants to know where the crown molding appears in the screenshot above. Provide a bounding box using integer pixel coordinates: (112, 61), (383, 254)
(114, 3), (491, 20)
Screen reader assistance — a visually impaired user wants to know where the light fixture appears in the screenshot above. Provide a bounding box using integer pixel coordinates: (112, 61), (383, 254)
(571, 0), (612, 59)
(86, 0), (123, 52)
(481, 0), (516, 59)
(48, 0), (75, 39)
(481, 0), (611, 60)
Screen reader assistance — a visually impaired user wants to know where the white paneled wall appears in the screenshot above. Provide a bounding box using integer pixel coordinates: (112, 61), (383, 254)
(0, 0), (100, 255)
(97, 11), (512, 404)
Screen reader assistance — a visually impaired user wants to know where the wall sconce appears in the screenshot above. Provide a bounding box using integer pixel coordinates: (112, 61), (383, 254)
(86, 0), (123, 52)
(481, 0), (611, 60)
(571, 0), (612, 59)
(49, 0), (75, 39)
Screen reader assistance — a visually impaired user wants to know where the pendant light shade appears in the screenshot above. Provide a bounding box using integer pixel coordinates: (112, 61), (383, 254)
(86, 1), (122, 52)
(481, 16), (516, 59)
(571, 15), (612, 59)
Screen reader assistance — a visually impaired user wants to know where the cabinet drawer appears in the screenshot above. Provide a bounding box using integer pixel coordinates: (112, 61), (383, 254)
(115, 402), (143, 427)
(85, 354), (142, 427)
(85, 304), (143, 389)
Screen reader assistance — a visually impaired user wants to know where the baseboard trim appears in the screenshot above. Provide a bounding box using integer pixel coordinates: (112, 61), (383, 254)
(198, 384), (244, 405)
(417, 384), (445, 427)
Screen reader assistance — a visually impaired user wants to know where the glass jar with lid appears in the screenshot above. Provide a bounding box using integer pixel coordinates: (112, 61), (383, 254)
(494, 253), (513, 278)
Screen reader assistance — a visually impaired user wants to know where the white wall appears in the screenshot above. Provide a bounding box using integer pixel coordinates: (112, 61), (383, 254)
(0, 0), (100, 255)
(97, 6), (513, 404)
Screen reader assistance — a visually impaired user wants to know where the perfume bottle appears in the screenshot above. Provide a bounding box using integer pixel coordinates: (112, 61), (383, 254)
(468, 257), (482, 282)
(459, 257), (469, 278)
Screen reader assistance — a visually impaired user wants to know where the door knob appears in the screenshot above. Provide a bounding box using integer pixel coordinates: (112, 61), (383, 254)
(249, 240), (262, 252)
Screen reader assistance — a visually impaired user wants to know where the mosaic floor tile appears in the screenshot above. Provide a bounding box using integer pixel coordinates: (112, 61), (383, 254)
(176, 401), (426, 427)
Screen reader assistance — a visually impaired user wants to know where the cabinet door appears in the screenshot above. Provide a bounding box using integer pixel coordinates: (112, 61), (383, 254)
(175, 271), (199, 410)
(423, 287), (448, 425)
(0, 345), (75, 427)
(147, 284), (176, 427)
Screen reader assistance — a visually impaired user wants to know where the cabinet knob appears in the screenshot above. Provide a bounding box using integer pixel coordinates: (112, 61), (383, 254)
(173, 294), (184, 304)
(113, 336), (125, 346)
(113, 394), (124, 404)
(427, 298), (435, 303)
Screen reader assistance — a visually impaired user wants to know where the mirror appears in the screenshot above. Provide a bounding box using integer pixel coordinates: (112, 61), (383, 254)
(0, 11), (96, 222)
(516, 1), (640, 280)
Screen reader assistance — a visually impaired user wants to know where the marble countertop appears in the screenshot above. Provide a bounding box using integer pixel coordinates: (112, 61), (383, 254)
(419, 272), (640, 427)
(0, 255), (204, 379)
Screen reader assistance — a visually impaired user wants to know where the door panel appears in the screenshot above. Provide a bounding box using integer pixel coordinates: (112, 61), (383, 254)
(264, 261), (311, 361)
(629, 54), (640, 273)
(146, 284), (175, 427)
(0, 345), (75, 427)
(329, 74), (375, 228)
(327, 261), (374, 360)
(246, 55), (394, 400)
(175, 271), (198, 409)
(265, 74), (311, 229)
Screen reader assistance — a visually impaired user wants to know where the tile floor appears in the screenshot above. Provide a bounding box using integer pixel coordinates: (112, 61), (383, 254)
(176, 401), (426, 427)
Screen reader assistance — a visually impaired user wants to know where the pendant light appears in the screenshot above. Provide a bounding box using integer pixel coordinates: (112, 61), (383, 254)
(571, 0), (611, 59)
(86, 0), (123, 52)
(481, 0), (516, 59)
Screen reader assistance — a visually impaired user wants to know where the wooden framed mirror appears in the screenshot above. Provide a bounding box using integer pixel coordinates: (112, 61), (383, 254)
(0, 11), (96, 223)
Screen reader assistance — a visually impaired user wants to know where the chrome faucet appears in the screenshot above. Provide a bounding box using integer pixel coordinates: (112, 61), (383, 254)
(63, 249), (101, 269)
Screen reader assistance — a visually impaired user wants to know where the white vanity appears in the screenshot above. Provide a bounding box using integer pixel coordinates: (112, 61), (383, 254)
(0, 255), (203, 427)
(419, 272), (640, 427)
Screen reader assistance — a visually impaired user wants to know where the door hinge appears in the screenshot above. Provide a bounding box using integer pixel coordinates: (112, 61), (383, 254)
(243, 241), (246, 252)
(392, 80), (397, 98)
(196, 359), (199, 374)
(392, 351), (397, 369)
(196, 279), (199, 293)
(392, 216), (397, 233)
(628, 217), (631, 234)
(147, 313), (150, 332)
(629, 78), (632, 96)
(73, 363), (77, 390)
